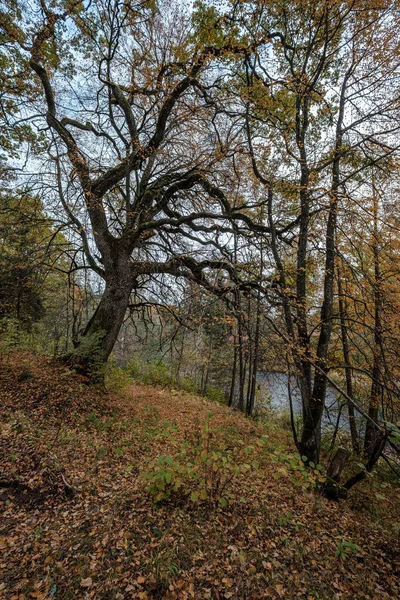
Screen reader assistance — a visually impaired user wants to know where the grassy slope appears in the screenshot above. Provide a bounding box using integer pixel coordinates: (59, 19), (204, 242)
(0, 353), (399, 600)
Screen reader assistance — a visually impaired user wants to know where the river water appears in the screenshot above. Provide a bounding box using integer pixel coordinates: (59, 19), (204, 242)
(256, 372), (354, 431)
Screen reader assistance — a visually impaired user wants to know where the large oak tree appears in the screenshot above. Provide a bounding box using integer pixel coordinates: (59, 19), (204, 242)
(1, 0), (264, 375)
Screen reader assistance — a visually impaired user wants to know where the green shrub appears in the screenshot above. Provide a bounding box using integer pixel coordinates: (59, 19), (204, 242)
(205, 385), (227, 404)
(73, 330), (106, 378)
(334, 538), (361, 561)
(125, 357), (231, 406)
(127, 358), (177, 388)
(141, 418), (265, 507)
(105, 360), (132, 391)
(386, 421), (400, 445)
(178, 376), (198, 394)
(0, 318), (27, 359)
(271, 447), (326, 490)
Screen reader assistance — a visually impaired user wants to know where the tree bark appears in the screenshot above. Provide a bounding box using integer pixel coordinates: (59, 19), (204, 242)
(247, 288), (261, 417)
(364, 177), (383, 460)
(337, 265), (360, 453)
(298, 66), (351, 463)
(67, 264), (132, 380)
(228, 333), (237, 408)
(327, 447), (351, 482)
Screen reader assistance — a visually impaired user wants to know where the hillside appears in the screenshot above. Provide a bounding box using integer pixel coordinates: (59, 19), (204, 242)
(0, 354), (399, 600)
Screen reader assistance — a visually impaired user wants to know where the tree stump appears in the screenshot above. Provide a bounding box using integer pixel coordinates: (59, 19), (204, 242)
(327, 447), (351, 482)
(323, 447), (351, 501)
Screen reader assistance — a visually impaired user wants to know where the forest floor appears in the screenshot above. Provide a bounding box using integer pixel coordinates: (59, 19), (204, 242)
(0, 353), (399, 600)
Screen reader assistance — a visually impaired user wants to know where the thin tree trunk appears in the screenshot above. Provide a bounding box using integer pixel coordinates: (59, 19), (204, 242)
(337, 264), (360, 453)
(247, 288), (261, 417)
(299, 68), (351, 463)
(329, 402), (344, 452)
(236, 292), (245, 412)
(364, 178), (384, 459)
(228, 332), (237, 407)
(345, 436), (386, 490)
(246, 296), (253, 414)
(202, 337), (213, 394)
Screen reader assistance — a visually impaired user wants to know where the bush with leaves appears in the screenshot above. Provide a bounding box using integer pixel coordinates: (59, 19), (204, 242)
(127, 358), (178, 388)
(141, 417), (266, 507)
(271, 447), (326, 491)
(69, 330), (107, 380)
(105, 360), (133, 392)
(386, 421), (400, 445)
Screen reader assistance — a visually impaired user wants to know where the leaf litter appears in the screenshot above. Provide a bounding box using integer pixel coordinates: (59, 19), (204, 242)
(0, 353), (399, 599)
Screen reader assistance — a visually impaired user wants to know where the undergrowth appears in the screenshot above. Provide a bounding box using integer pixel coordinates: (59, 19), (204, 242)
(107, 357), (228, 405)
(140, 416), (266, 506)
(1, 352), (399, 600)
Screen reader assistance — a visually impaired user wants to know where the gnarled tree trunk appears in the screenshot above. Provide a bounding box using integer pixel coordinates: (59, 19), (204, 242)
(67, 259), (133, 381)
